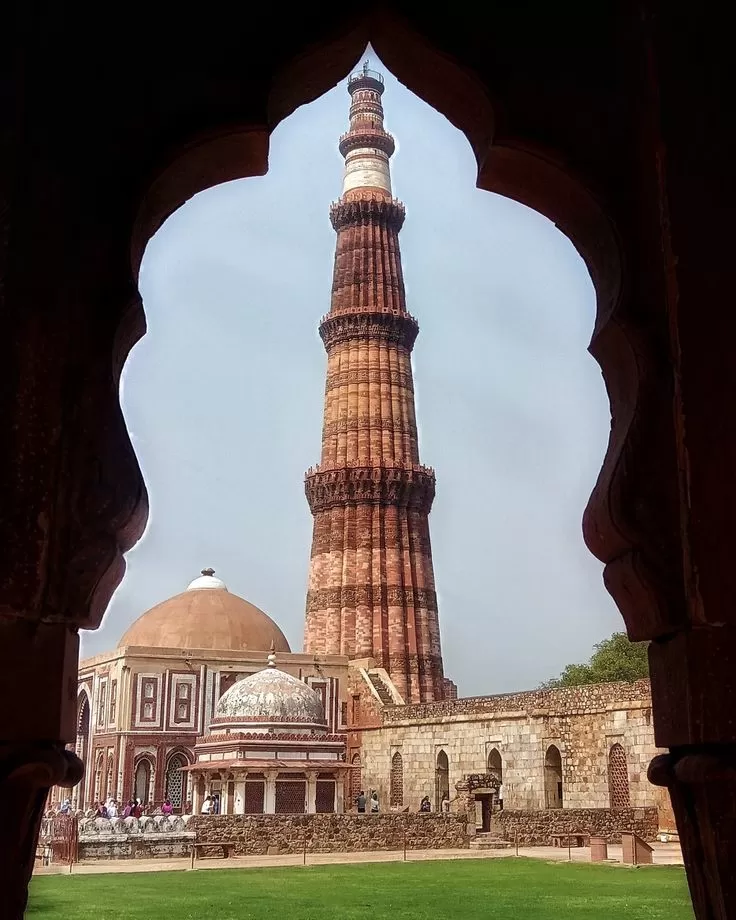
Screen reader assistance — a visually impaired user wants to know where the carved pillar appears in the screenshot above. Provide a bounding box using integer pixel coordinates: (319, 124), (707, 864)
(580, 11), (736, 919)
(264, 771), (278, 814)
(306, 771), (318, 814)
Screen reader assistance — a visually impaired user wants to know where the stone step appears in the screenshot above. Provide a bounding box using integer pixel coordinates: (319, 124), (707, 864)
(470, 836), (513, 849)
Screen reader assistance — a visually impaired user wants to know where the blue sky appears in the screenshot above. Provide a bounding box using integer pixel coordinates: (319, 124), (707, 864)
(81, 56), (624, 695)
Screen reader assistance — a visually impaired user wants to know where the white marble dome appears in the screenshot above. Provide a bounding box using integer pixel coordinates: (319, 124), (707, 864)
(214, 660), (327, 733)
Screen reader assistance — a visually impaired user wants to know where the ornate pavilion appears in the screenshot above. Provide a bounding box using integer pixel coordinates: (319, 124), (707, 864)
(188, 648), (348, 814)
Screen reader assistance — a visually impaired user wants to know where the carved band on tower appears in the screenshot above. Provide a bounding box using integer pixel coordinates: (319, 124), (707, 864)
(304, 65), (446, 702)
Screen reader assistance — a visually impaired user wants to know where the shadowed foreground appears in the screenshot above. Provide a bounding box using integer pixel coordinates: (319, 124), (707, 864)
(28, 858), (693, 920)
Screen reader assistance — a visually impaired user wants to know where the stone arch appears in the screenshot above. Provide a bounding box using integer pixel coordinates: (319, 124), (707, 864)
(133, 755), (154, 806)
(435, 750), (449, 811)
(608, 743), (631, 809)
(350, 753), (362, 806)
(390, 751), (404, 808)
(487, 748), (502, 783)
(544, 745), (563, 809)
(75, 692), (91, 808)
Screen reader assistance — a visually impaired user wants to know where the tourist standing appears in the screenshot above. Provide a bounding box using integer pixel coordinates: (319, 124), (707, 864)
(132, 799), (143, 819)
(201, 794), (214, 814)
(356, 790), (366, 813)
(106, 798), (118, 819)
(420, 796), (431, 813)
(161, 798), (173, 816)
(370, 791), (380, 814)
(122, 800), (133, 818)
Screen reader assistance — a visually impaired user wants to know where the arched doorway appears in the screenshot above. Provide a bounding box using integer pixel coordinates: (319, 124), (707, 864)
(165, 752), (189, 812)
(544, 745), (563, 809)
(390, 752), (404, 808)
(435, 750), (449, 811)
(134, 758), (152, 806)
(608, 743), (631, 809)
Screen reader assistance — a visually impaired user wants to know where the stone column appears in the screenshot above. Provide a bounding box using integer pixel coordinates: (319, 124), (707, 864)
(264, 771), (278, 814)
(234, 776), (246, 815)
(306, 772), (318, 814)
(191, 775), (202, 815)
(336, 777), (344, 814)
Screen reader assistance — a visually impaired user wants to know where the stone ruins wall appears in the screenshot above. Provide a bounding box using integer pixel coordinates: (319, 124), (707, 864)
(191, 813), (470, 854)
(494, 807), (659, 845)
(359, 680), (668, 822)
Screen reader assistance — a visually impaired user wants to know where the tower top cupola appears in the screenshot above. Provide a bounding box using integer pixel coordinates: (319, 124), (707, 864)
(339, 61), (395, 198)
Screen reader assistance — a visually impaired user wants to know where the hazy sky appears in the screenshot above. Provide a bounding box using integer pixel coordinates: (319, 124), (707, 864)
(81, 56), (624, 695)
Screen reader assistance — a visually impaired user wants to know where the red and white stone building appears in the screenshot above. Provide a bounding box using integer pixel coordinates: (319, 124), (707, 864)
(71, 570), (350, 812)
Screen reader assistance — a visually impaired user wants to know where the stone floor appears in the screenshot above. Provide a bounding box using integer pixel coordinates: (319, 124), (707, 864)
(33, 841), (683, 876)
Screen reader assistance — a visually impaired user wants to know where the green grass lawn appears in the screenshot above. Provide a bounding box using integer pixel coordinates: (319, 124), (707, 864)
(28, 858), (693, 920)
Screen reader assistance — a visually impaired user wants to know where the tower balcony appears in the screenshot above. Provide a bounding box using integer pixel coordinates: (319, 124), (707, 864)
(304, 461), (436, 515)
(318, 308), (419, 351)
(347, 70), (384, 95)
(338, 128), (395, 158)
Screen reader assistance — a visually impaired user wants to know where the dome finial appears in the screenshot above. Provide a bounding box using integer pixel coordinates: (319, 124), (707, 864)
(267, 640), (277, 668)
(201, 567), (215, 577)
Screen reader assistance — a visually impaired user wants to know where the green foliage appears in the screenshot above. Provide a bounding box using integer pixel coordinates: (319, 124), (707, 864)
(541, 632), (649, 689)
(29, 859), (691, 920)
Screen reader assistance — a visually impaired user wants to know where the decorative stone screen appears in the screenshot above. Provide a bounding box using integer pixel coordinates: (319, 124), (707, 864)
(608, 743), (631, 808)
(316, 780), (335, 813)
(244, 780), (265, 814)
(275, 780), (306, 814)
(166, 754), (187, 809)
(350, 753), (362, 805)
(390, 752), (404, 807)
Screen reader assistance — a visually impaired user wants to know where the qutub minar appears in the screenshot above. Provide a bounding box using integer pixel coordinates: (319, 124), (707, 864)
(304, 64), (446, 703)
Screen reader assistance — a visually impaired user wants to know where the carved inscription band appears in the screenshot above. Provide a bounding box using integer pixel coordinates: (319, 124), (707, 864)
(306, 584), (438, 612)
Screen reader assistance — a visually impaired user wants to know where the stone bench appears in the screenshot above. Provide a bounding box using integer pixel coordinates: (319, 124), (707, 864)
(551, 832), (589, 848)
(193, 840), (239, 860)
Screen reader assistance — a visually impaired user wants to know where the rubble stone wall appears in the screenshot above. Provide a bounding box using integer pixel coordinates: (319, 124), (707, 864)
(493, 807), (659, 845)
(190, 813), (470, 854)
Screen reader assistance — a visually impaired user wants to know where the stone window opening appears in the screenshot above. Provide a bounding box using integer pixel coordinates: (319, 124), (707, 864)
(608, 743), (631, 809)
(390, 751), (404, 807)
(544, 744), (563, 809)
(487, 748), (502, 784)
(435, 749), (449, 812)
(275, 778), (307, 814)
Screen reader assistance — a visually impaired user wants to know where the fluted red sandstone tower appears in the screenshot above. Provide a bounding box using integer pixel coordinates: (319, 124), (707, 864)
(304, 66), (445, 703)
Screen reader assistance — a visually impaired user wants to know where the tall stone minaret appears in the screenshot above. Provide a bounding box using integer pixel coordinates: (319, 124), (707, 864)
(304, 64), (445, 703)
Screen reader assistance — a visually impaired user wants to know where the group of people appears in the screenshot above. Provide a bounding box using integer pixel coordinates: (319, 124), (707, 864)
(91, 797), (178, 819)
(354, 790), (380, 813)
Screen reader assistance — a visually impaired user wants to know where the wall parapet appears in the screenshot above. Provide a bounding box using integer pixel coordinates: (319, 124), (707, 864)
(381, 679), (652, 725)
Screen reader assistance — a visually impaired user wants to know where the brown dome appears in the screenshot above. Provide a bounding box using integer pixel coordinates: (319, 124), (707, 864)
(118, 571), (291, 653)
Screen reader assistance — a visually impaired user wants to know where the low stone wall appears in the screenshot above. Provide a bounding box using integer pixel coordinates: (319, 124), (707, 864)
(75, 814), (195, 861)
(191, 813), (470, 854)
(493, 807), (659, 845)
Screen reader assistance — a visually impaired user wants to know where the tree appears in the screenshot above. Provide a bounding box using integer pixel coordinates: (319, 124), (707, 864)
(540, 632), (649, 688)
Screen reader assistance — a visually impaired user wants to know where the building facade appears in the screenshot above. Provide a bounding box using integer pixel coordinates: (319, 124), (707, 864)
(68, 570), (350, 812)
(304, 65), (446, 703)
